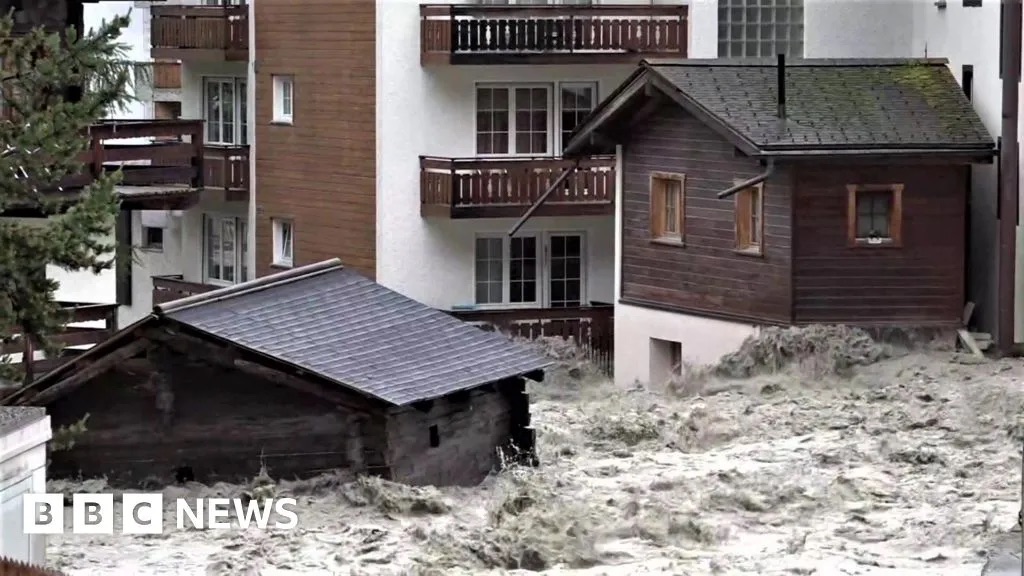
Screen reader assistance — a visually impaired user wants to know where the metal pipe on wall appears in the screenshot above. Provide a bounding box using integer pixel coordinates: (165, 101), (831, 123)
(998, 0), (1021, 355)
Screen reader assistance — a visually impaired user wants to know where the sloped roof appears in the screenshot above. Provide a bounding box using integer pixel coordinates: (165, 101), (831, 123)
(155, 260), (550, 406)
(564, 58), (995, 157)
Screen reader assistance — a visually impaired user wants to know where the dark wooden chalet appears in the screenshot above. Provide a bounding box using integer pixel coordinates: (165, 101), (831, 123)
(2, 260), (550, 487)
(564, 58), (996, 327)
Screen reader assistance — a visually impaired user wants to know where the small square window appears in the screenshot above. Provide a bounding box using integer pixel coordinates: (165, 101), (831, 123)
(142, 226), (163, 251)
(650, 173), (685, 243)
(846, 184), (904, 247)
(272, 75), (294, 124)
(735, 183), (764, 255)
(272, 218), (294, 267)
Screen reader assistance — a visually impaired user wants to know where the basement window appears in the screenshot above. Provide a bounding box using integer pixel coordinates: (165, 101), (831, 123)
(650, 172), (686, 244)
(428, 425), (440, 448)
(734, 183), (764, 255)
(847, 184), (904, 248)
(142, 226), (164, 251)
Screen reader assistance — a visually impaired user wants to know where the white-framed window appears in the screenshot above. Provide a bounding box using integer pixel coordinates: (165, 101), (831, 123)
(473, 232), (585, 308)
(718, 0), (805, 58)
(203, 0), (243, 4)
(272, 218), (294, 267)
(204, 77), (248, 146)
(204, 215), (249, 285)
(272, 75), (294, 124)
(475, 82), (598, 156)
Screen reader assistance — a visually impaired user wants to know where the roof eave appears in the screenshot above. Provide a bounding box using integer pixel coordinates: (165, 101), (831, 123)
(563, 65), (653, 157)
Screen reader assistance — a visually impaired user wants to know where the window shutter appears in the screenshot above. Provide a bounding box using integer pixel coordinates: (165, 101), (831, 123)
(735, 188), (752, 248)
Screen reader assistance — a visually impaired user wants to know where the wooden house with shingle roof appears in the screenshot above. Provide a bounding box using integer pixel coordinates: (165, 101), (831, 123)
(563, 57), (996, 386)
(2, 260), (550, 487)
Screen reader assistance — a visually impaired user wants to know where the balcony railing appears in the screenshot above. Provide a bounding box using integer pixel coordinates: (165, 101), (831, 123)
(61, 119), (205, 190)
(151, 4), (248, 61)
(420, 155), (615, 218)
(449, 304), (614, 374)
(421, 4), (688, 65)
(204, 145), (250, 199)
(0, 302), (118, 383)
(152, 275), (219, 305)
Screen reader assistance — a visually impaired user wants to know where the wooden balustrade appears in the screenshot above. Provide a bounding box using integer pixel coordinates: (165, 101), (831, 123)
(152, 275), (218, 305)
(420, 155), (615, 218)
(421, 4), (688, 65)
(204, 145), (250, 199)
(152, 60), (183, 90)
(449, 304), (614, 374)
(0, 303), (118, 384)
(151, 5), (249, 61)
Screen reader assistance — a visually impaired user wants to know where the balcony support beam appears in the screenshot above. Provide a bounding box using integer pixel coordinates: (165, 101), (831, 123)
(508, 159), (580, 237)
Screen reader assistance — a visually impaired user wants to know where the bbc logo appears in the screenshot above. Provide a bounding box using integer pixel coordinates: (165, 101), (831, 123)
(23, 493), (165, 535)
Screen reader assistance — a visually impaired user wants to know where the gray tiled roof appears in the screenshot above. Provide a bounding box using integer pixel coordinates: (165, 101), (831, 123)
(158, 260), (551, 406)
(646, 59), (993, 151)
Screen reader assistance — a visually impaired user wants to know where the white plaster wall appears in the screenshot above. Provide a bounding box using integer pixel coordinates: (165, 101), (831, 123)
(615, 303), (758, 387)
(804, 0), (925, 58)
(0, 416), (52, 566)
(374, 0), (714, 309)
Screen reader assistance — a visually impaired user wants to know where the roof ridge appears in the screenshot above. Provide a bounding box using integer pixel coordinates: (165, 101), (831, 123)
(155, 258), (345, 316)
(643, 57), (950, 68)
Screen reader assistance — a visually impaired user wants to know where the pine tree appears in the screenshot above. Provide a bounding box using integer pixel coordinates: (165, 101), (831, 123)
(0, 11), (138, 384)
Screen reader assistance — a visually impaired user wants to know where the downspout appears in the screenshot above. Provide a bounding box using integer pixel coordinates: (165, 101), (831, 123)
(998, 0), (1021, 354)
(246, 0), (257, 280)
(507, 159), (581, 237)
(717, 160), (775, 199)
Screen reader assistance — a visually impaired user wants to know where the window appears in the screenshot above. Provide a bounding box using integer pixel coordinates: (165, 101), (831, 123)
(963, 0), (982, 7)
(204, 215), (249, 285)
(735, 183), (764, 254)
(473, 233), (585, 307)
(560, 83), (597, 150)
(272, 75), (294, 124)
(428, 425), (440, 448)
(272, 218), (294, 267)
(475, 82), (597, 156)
(142, 226), (163, 251)
(846, 184), (903, 247)
(717, 0), (805, 58)
(650, 173), (685, 242)
(204, 77), (247, 145)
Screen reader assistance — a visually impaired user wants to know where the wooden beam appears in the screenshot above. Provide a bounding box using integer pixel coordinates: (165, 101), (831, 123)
(19, 337), (151, 406)
(147, 330), (383, 414)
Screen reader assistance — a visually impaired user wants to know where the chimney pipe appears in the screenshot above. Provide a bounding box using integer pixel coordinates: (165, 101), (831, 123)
(777, 53), (786, 119)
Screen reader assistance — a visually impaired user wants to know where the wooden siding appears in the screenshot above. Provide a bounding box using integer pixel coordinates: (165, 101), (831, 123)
(792, 165), (966, 325)
(253, 0), (377, 279)
(620, 105), (793, 323)
(47, 356), (366, 486)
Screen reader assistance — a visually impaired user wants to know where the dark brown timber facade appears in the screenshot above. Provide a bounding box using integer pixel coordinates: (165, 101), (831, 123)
(566, 59), (996, 328)
(253, 0), (377, 279)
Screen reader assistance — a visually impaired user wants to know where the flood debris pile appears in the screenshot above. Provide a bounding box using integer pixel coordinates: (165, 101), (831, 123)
(715, 324), (890, 378)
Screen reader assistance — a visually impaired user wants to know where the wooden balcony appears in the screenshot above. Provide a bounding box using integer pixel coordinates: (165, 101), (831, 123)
(420, 4), (688, 65)
(152, 275), (218, 306)
(1, 302), (118, 384)
(420, 155), (615, 218)
(152, 60), (183, 90)
(449, 304), (614, 374)
(151, 4), (248, 61)
(204, 145), (250, 201)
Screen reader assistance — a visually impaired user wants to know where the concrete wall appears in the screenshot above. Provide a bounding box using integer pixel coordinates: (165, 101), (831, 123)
(0, 414), (52, 565)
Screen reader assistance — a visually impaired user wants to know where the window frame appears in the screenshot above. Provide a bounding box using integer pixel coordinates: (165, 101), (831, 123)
(141, 226), (164, 252)
(649, 172), (686, 244)
(472, 232), (588, 309)
(272, 218), (295, 267)
(203, 76), (248, 146)
(272, 75), (294, 125)
(473, 81), (599, 158)
(846, 184), (904, 248)
(734, 182), (765, 256)
(203, 214), (248, 286)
